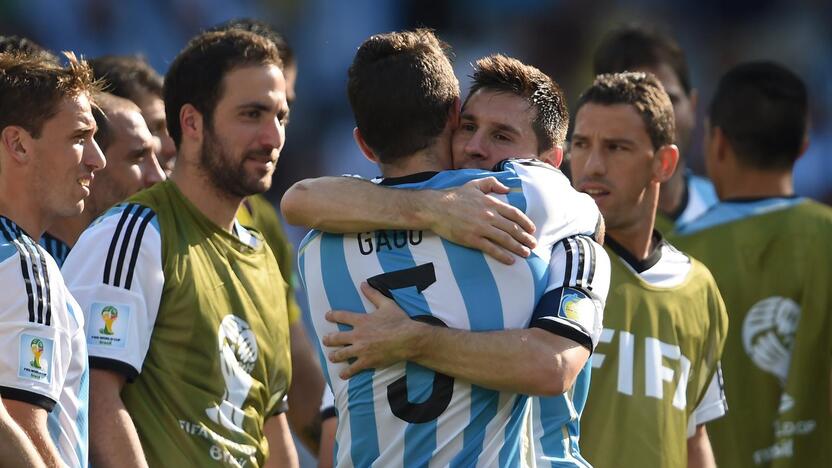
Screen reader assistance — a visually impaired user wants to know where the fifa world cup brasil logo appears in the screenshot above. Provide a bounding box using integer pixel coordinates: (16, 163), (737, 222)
(206, 315), (258, 433)
(30, 338), (44, 369)
(100, 306), (118, 335)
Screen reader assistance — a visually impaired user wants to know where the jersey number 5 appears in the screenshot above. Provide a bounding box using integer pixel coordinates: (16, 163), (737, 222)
(367, 263), (454, 423)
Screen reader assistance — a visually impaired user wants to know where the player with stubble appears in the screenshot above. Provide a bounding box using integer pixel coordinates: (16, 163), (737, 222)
(63, 30), (297, 467)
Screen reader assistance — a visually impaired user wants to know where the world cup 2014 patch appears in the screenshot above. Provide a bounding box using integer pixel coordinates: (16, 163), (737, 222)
(87, 302), (130, 348)
(18, 334), (54, 383)
(558, 287), (595, 327)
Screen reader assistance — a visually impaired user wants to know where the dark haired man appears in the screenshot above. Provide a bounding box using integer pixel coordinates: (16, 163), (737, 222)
(89, 55), (176, 175)
(568, 72), (728, 468)
(0, 51), (105, 467)
(673, 62), (832, 468)
(292, 31), (608, 466)
(594, 25), (717, 234)
(63, 30), (297, 467)
(42, 93), (165, 266)
(209, 18), (327, 453)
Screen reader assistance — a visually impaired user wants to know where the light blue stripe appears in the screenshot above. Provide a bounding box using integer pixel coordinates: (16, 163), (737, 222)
(443, 240), (503, 466)
(76, 337), (89, 468)
(500, 396), (528, 468)
(297, 245), (333, 391)
(375, 237), (437, 467)
(319, 233), (380, 467)
(677, 197), (805, 234)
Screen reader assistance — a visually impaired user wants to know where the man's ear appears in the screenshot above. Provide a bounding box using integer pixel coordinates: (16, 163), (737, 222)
(179, 104), (203, 143)
(653, 144), (679, 183)
(448, 97), (461, 130)
(539, 146), (564, 168)
(689, 88), (699, 112)
(0, 126), (32, 165)
(353, 127), (379, 164)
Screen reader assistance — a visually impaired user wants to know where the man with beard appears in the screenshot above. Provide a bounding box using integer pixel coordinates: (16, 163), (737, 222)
(41, 93), (165, 266)
(62, 30), (297, 467)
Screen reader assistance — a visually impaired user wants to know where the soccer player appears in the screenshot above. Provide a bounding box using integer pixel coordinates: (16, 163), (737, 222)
(210, 17), (327, 452)
(0, 51), (105, 467)
(0, 396), (45, 467)
(295, 54), (611, 466)
(594, 25), (718, 233)
(41, 93), (165, 265)
(294, 31), (609, 466)
(88, 55), (177, 176)
(673, 62), (832, 467)
(62, 30), (297, 467)
(568, 72), (728, 467)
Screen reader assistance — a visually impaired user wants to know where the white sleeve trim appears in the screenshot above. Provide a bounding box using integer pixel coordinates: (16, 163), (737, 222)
(687, 365), (728, 437)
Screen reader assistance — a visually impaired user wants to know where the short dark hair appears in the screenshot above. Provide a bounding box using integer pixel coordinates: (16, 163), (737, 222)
(709, 61), (808, 171)
(0, 51), (100, 138)
(0, 35), (57, 62)
(208, 18), (295, 70)
(348, 28), (459, 164)
(594, 24), (692, 96)
(573, 72), (675, 150)
(89, 55), (163, 103)
(467, 54), (569, 151)
(163, 30), (282, 147)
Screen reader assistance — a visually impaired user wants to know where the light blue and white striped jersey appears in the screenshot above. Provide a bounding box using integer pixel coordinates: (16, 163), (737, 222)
(0, 216), (88, 467)
(299, 160), (601, 467)
(676, 171), (719, 228)
(39, 232), (71, 268)
(528, 236), (610, 468)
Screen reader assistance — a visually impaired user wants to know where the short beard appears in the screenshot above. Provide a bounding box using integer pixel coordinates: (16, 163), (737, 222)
(200, 125), (270, 198)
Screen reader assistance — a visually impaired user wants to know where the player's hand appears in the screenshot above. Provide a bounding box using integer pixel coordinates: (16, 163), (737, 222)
(429, 177), (537, 264)
(322, 283), (428, 379)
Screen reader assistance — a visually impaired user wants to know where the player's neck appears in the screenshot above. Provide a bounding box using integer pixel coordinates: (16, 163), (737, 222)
(171, 164), (241, 233)
(379, 146), (450, 179)
(45, 214), (91, 248)
(657, 162), (686, 215)
(606, 220), (657, 262)
(0, 184), (48, 238)
(717, 168), (794, 200)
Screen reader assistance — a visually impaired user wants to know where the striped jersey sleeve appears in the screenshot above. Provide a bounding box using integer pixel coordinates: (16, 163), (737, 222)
(0, 217), (71, 411)
(530, 235), (611, 351)
(495, 160), (602, 258)
(62, 203), (163, 379)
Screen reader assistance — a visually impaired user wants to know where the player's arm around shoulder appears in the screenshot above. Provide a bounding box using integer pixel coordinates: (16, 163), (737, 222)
(62, 205), (163, 468)
(281, 174), (537, 264)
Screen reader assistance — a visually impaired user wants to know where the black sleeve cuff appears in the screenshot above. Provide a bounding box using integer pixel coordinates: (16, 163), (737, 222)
(320, 406), (337, 421)
(0, 386), (57, 412)
(270, 395), (289, 416)
(530, 318), (594, 353)
(89, 357), (139, 382)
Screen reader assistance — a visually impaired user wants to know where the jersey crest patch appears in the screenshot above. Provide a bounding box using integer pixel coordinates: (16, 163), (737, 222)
(559, 288), (595, 329)
(18, 334), (54, 383)
(87, 302), (130, 348)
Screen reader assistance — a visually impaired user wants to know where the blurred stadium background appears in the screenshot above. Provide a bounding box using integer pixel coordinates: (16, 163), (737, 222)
(3, 1), (829, 464)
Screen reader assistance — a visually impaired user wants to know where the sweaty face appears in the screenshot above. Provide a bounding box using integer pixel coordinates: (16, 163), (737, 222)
(88, 109), (165, 218)
(637, 64), (694, 155)
(452, 89), (540, 169)
(30, 94), (105, 218)
(135, 93), (177, 175)
(569, 103), (657, 231)
(200, 64), (288, 198)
